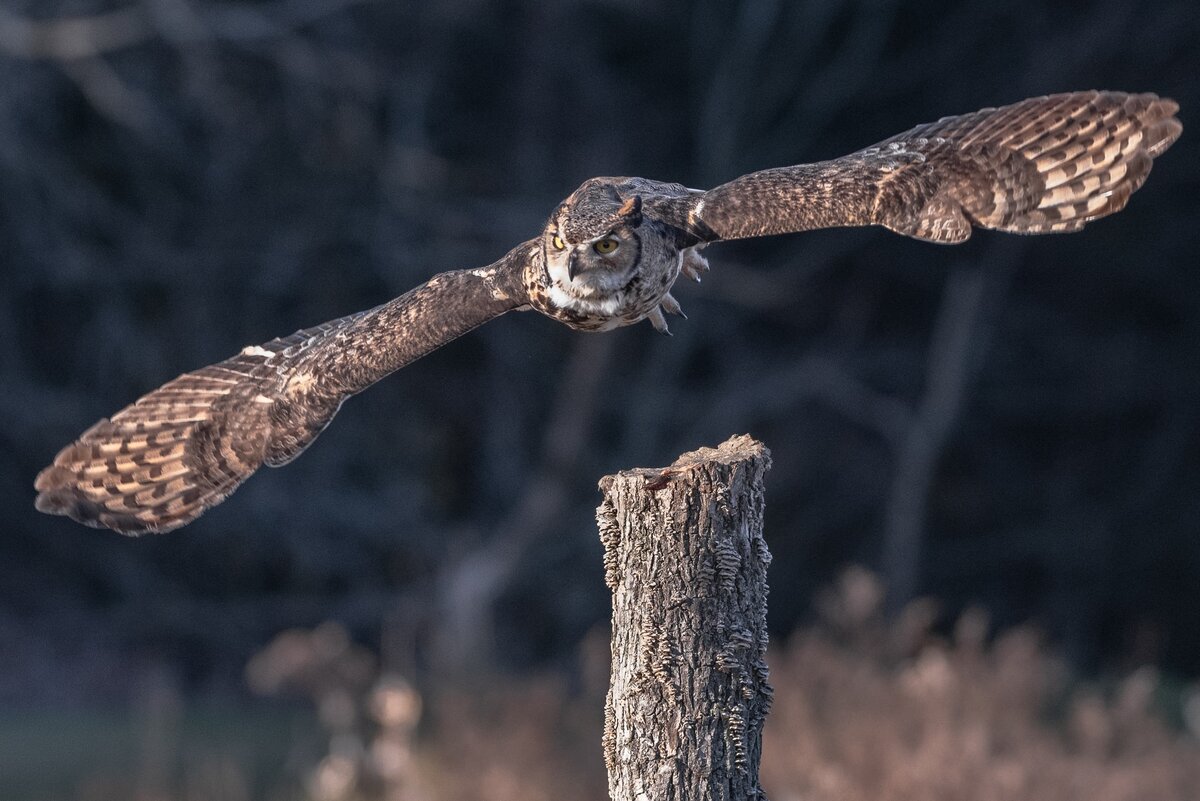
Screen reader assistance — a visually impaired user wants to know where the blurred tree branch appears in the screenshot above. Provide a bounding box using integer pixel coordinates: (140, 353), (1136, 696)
(0, 0), (380, 59)
(0, 0), (381, 134)
(0, 6), (150, 60)
(880, 261), (1009, 610)
(432, 333), (617, 673)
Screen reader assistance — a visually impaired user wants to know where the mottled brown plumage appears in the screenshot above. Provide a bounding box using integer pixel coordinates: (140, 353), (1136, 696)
(36, 243), (533, 533)
(36, 91), (1181, 533)
(689, 91), (1180, 243)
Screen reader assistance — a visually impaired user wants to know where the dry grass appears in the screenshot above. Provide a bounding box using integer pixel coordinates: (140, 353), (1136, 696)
(760, 568), (1200, 801)
(50, 568), (1200, 801)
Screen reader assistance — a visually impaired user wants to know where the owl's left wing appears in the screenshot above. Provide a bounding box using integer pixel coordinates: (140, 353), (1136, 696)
(35, 240), (536, 535)
(661, 92), (1180, 245)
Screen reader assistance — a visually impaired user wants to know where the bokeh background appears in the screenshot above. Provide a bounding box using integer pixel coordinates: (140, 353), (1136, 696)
(1, 0), (1198, 798)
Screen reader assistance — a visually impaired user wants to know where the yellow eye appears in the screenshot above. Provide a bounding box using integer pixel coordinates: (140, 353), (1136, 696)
(594, 237), (619, 254)
(552, 234), (565, 250)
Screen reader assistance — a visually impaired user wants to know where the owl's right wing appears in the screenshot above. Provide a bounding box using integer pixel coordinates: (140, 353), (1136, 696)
(670, 92), (1180, 244)
(35, 240), (537, 535)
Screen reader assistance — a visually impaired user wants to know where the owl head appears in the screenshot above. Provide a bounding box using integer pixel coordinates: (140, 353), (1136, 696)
(544, 179), (644, 298)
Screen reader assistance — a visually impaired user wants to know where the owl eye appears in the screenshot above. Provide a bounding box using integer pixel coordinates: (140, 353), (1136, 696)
(551, 234), (565, 251)
(593, 237), (619, 254)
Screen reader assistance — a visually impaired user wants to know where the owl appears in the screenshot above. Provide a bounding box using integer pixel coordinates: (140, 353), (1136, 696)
(35, 91), (1181, 534)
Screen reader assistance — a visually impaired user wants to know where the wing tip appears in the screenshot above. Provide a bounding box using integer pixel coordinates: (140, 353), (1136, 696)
(33, 461), (159, 535)
(1128, 92), (1182, 158)
(1144, 116), (1183, 159)
(33, 415), (227, 536)
(1007, 91), (1180, 232)
(34, 482), (192, 535)
(34, 484), (133, 535)
(32, 343), (287, 535)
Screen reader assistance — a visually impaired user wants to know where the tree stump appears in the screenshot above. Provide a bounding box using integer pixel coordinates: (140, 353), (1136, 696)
(597, 434), (773, 801)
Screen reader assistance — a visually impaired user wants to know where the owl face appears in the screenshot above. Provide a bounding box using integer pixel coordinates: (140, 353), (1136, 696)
(544, 219), (642, 298)
(530, 178), (687, 332)
(542, 180), (645, 300)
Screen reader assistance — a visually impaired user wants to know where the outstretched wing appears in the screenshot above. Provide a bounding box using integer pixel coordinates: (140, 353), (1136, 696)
(35, 241), (536, 535)
(669, 92), (1180, 244)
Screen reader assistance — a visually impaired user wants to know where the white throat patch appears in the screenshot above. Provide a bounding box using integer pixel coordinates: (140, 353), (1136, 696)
(545, 282), (623, 316)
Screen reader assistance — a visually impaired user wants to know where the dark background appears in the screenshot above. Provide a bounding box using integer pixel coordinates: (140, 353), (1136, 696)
(1, 0), (1197, 709)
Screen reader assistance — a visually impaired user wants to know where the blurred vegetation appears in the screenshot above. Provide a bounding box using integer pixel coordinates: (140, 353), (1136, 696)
(1, 0), (1198, 747)
(3, 569), (1197, 800)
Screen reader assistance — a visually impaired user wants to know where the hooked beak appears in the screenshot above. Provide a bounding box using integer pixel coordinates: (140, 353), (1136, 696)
(567, 251), (580, 281)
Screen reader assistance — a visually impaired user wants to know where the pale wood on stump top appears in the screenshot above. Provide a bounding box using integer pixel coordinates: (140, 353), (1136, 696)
(600, 434), (771, 491)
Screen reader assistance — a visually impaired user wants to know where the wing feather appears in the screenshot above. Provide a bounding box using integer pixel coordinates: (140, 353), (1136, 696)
(681, 91), (1180, 245)
(35, 242), (534, 534)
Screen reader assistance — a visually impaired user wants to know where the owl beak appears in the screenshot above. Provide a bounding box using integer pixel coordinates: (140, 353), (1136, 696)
(567, 251), (580, 281)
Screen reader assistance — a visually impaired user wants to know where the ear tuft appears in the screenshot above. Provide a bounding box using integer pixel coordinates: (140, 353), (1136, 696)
(618, 195), (643, 225)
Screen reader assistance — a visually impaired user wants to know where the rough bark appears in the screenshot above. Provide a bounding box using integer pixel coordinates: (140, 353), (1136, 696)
(598, 434), (773, 801)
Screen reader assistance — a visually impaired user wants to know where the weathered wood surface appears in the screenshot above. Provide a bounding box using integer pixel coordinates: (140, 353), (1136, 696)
(598, 434), (773, 801)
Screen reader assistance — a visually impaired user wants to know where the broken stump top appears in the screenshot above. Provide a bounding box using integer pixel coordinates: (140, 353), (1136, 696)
(599, 434), (771, 493)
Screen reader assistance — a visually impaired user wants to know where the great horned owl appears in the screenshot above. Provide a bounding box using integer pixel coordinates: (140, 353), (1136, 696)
(35, 91), (1181, 534)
